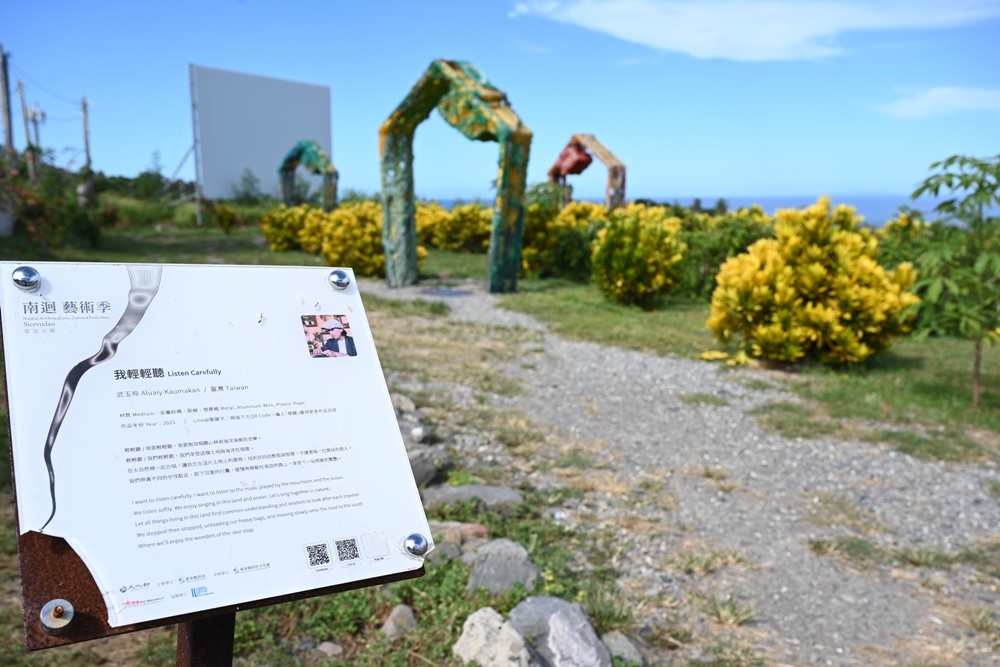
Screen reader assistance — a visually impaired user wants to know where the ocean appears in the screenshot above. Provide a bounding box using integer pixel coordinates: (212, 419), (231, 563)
(579, 194), (965, 227)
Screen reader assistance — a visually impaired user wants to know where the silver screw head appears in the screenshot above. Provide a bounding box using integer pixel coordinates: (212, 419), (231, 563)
(12, 265), (41, 292)
(404, 533), (429, 557)
(40, 598), (74, 636)
(328, 269), (350, 290)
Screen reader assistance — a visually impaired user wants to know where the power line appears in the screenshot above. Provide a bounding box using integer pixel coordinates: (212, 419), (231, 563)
(9, 62), (78, 106)
(44, 114), (81, 123)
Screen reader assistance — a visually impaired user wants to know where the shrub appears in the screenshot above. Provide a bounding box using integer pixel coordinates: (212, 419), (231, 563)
(707, 196), (920, 364)
(430, 202), (492, 252)
(298, 206), (333, 254)
(319, 201), (388, 276)
(522, 200), (607, 280)
(1, 150), (103, 249)
(415, 201), (450, 247)
(590, 203), (687, 309)
(215, 203), (236, 234)
(676, 205), (776, 300)
(261, 204), (310, 251)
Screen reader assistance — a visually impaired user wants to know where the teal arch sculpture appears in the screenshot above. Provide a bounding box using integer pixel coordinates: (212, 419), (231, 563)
(278, 140), (339, 212)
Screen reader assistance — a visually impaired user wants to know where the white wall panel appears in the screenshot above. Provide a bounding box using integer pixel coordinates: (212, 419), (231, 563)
(191, 65), (331, 199)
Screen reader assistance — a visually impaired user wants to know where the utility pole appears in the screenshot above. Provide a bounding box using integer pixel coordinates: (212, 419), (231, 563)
(17, 80), (36, 183)
(78, 96), (95, 206)
(81, 96), (91, 169)
(0, 44), (13, 151)
(29, 103), (44, 148)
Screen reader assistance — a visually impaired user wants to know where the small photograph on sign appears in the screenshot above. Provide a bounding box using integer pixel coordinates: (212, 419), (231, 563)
(302, 314), (358, 358)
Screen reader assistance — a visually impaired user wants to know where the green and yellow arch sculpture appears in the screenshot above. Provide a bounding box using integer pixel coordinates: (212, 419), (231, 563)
(379, 60), (532, 293)
(278, 140), (339, 212)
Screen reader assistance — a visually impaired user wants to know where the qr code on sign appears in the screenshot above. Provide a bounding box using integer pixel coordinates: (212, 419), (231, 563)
(305, 542), (331, 567)
(335, 538), (360, 562)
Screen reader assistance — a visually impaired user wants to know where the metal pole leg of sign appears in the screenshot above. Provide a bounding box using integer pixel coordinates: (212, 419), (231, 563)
(176, 613), (236, 667)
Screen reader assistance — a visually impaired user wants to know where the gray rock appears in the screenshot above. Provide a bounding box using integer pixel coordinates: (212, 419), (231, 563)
(381, 604), (418, 639)
(408, 446), (450, 487)
(509, 596), (612, 667)
(422, 484), (523, 512)
(465, 538), (541, 595)
(427, 519), (491, 563)
(392, 392), (417, 415)
(453, 607), (540, 667)
(317, 641), (343, 657)
(601, 631), (645, 666)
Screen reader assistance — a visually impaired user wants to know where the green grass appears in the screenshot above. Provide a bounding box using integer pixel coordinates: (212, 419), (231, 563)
(499, 282), (726, 359)
(860, 427), (983, 462)
(361, 293), (451, 318)
(669, 550), (747, 576)
(795, 337), (1000, 434)
(419, 248), (488, 280)
(698, 594), (755, 626)
(808, 536), (891, 566)
(690, 639), (765, 667)
(747, 401), (831, 440)
(809, 535), (999, 578)
(678, 392), (728, 406)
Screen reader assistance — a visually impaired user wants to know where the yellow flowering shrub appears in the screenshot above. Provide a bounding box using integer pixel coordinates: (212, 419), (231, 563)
(319, 201), (386, 277)
(522, 200), (607, 279)
(262, 201), (424, 275)
(591, 203), (687, 309)
(707, 196), (920, 364)
(298, 207), (333, 254)
(261, 204), (310, 251)
(415, 201), (450, 247)
(430, 202), (493, 252)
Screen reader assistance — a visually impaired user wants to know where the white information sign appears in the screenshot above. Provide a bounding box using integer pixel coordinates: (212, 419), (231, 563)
(0, 262), (432, 627)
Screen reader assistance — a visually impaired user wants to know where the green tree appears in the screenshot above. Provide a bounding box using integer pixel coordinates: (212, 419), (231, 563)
(232, 167), (262, 204)
(912, 154), (1000, 409)
(134, 151), (165, 200)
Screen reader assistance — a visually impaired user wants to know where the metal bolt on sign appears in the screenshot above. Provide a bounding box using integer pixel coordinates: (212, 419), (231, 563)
(328, 270), (350, 290)
(404, 533), (429, 557)
(12, 265), (41, 292)
(39, 598), (74, 636)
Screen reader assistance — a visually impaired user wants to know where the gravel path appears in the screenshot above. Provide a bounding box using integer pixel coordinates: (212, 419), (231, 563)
(360, 278), (1000, 666)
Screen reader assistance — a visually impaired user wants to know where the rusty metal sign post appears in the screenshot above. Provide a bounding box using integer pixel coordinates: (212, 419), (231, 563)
(1, 262), (433, 666)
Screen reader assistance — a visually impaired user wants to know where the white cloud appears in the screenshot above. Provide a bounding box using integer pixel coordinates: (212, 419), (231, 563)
(876, 87), (1000, 118)
(509, 0), (1000, 62)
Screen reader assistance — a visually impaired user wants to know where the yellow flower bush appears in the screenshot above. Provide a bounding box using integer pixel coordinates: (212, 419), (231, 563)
(415, 201), (450, 247)
(707, 196), (920, 364)
(261, 201), (426, 276)
(320, 201), (387, 277)
(261, 204), (310, 251)
(298, 206), (333, 254)
(430, 202), (493, 252)
(591, 203), (687, 309)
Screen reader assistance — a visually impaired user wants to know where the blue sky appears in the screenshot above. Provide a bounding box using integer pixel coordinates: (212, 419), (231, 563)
(4, 0), (999, 205)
